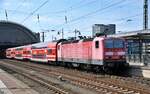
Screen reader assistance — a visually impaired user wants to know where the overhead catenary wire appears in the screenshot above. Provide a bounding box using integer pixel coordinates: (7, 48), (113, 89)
(46, 0), (129, 38)
(6, 9), (30, 15)
(67, 0), (115, 12)
(78, 13), (143, 31)
(21, 0), (49, 23)
(42, 0), (100, 15)
(63, 0), (100, 12)
(68, 0), (127, 23)
(4, 0), (101, 16)
(52, 0), (142, 36)
(65, 4), (141, 33)
(10, 0), (28, 15)
(62, 0), (100, 33)
(16, 0), (142, 39)
(51, 0), (127, 31)
(38, 0), (85, 14)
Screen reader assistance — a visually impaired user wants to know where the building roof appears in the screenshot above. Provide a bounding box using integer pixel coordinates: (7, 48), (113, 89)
(108, 29), (150, 39)
(0, 21), (40, 49)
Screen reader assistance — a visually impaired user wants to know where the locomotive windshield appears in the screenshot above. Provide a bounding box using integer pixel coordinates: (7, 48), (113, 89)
(104, 40), (113, 48)
(104, 39), (124, 48)
(114, 40), (124, 48)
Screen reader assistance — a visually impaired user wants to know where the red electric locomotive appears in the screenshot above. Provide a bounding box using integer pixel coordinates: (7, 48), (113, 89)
(57, 36), (128, 71)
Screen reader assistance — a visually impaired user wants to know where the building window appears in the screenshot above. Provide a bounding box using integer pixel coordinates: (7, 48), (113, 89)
(95, 41), (99, 48)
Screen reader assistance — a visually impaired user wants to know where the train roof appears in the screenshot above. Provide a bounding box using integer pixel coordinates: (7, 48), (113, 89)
(61, 37), (94, 44)
(31, 41), (58, 49)
(10, 44), (31, 50)
(61, 40), (79, 44)
(30, 39), (67, 49)
(82, 38), (94, 42)
(31, 42), (50, 49)
(61, 37), (124, 45)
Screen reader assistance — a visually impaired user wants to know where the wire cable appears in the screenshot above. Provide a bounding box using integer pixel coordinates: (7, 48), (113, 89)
(51, 0), (126, 30)
(42, 0), (100, 15)
(69, 0), (126, 23)
(10, 0), (28, 15)
(21, 0), (49, 23)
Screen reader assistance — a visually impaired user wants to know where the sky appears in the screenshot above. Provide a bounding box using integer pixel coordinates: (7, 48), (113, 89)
(0, 0), (150, 41)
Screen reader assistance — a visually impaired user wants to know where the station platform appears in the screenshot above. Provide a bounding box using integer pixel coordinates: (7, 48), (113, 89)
(0, 69), (39, 94)
(128, 63), (150, 78)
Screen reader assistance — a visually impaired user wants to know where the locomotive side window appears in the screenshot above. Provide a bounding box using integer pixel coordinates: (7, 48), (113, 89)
(95, 41), (99, 48)
(27, 51), (31, 54)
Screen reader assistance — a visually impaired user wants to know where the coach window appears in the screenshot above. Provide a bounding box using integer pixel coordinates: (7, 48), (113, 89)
(95, 41), (99, 48)
(27, 51), (31, 54)
(47, 49), (52, 55)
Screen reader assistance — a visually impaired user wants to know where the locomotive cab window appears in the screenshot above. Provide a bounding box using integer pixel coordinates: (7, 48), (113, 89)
(95, 41), (99, 48)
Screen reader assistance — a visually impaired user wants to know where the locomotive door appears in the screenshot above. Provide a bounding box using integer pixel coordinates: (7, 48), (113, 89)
(92, 39), (103, 65)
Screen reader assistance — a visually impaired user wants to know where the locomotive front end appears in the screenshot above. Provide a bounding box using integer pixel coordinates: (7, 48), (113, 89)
(104, 38), (128, 70)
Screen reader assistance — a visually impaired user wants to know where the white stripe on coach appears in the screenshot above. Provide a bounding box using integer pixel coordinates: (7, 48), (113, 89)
(105, 52), (113, 55)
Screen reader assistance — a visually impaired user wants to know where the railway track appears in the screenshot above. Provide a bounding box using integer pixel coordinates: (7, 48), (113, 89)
(0, 61), (70, 94)
(1, 59), (150, 94)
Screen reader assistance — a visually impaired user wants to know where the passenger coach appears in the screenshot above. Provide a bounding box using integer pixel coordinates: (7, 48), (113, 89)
(6, 48), (15, 59)
(30, 42), (57, 63)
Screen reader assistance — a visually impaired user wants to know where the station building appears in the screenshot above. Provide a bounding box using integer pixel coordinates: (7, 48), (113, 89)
(92, 24), (116, 37)
(0, 21), (40, 58)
